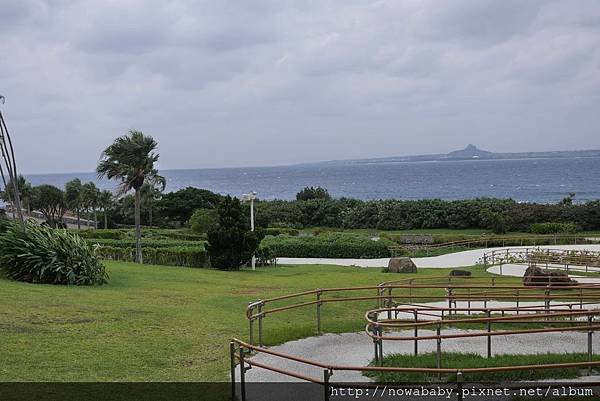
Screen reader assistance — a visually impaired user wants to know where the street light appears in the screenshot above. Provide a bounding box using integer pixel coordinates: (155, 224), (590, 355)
(242, 191), (257, 270)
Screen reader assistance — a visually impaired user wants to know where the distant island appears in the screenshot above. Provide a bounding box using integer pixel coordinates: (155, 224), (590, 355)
(317, 144), (600, 165)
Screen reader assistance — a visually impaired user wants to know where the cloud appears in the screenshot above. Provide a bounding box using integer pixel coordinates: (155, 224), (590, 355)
(0, 0), (599, 173)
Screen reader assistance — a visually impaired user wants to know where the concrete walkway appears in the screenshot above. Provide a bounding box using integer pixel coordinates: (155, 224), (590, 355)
(278, 244), (600, 268)
(242, 329), (600, 383)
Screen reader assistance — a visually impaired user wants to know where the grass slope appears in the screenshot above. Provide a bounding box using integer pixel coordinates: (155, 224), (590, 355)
(0, 262), (491, 382)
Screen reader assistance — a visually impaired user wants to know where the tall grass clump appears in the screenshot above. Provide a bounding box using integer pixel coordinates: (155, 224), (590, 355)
(0, 220), (108, 285)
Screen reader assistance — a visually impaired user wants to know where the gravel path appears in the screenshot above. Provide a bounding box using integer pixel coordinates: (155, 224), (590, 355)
(277, 244), (600, 268)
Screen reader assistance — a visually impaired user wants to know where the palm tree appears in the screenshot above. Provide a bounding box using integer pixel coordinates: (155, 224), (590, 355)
(81, 182), (100, 229)
(65, 178), (83, 229)
(98, 190), (113, 229)
(140, 182), (163, 227)
(96, 130), (165, 263)
(2, 175), (33, 217)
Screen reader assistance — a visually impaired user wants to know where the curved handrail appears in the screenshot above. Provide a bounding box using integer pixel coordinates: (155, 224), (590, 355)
(232, 280), (600, 398)
(389, 234), (597, 255)
(480, 247), (600, 268)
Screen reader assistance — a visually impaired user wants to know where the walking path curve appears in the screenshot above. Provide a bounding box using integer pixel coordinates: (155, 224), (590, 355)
(278, 244), (600, 268)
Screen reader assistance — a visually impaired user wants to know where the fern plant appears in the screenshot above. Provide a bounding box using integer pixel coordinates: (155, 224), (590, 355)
(0, 220), (108, 285)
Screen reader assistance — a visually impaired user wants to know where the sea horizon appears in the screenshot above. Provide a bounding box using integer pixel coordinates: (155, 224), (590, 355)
(23, 156), (600, 204)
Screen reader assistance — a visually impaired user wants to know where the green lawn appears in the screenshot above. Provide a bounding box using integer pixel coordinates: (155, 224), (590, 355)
(0, 262), (489, 382)
(366, 352), (600, 382)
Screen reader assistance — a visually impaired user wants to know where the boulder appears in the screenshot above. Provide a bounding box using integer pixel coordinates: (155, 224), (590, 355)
(385, 257), (417, 273)
(449, 269), (472, 277)
(522, 265), (578, 287)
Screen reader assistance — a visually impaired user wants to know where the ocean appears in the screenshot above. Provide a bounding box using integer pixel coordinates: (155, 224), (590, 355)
(24, 157), (600, 203)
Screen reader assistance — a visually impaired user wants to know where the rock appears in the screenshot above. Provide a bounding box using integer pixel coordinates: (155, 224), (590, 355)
(449, 269), (472, 277)
(522, 265), (578, 287)
(385, 257), (417, 273)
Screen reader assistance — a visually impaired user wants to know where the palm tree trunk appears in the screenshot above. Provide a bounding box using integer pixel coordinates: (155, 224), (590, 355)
(77, 209), (80, 230)
(149, 204), (153, 228)
(134, 188), (143, 264)
(104, 209), (108, 230)
(94, 209), (97, 229)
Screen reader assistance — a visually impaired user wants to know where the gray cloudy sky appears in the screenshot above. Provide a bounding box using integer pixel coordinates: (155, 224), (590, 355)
(1, 0), (599, 174)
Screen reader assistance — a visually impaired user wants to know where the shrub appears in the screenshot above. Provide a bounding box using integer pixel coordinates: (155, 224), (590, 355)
(296, 186), (331, 201)
(75, 229), (128, 240)
(96, 246), (207, 268)
(206, 196), (264, 270)
(256, 245), (277, 266)
(530, 222), (580, 234)
(261, 232), (393, 258)
(0, 221), (107, 285)
(264, 227), (299, 236)
(84, 238), (204, 249)
(189, 208), (218, 233)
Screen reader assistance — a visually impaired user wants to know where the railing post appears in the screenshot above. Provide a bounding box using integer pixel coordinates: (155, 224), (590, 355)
(372, 312), (380, 365)
(249, 316), (254, 346)
(448, 288), (453, 316)
(323, 369), (331, 401)
(230, 342), (236, 400)
(378, 326), (384, 363)
(456, 371), (464, 401)
(414, 309), (419, 356)
(317, 290), (322, 335)
(387, 287), (393, 320)
(486, 310), (492, 358)
(258, 302), (264, 347)
(239, 345), (247, 401)
(588, 315), (594, 376)
(467, 288), (471, 316)
(436, 324), (442, 377)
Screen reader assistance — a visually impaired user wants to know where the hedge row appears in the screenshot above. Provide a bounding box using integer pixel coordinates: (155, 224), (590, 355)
(86, 238), (204, 249)
(77, 228), (206, 241)
(530, 222), (579, 234)
(261, 233), (393, 258)
(264, 227), (300, 236)
(96, 246), (208, 268)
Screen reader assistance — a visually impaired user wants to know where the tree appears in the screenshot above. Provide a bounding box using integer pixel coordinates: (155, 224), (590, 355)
(205, 196), (264, 270)
(189, 208), (218, 233)
(1, 175), (33, 216)
(296, 186), (331, 201)
(65, 178), (83, 229)
(560, 193), (576, 206)
(98, 190), (113, 229)
(155, 187), (222, 225)
(81, 182), (100, 229)
(140, 182), (162, 227)
(30, 185), (67, 227)
(97, 130), (165, 263)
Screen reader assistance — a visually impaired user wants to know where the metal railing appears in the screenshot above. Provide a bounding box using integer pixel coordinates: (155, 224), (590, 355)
(389, 234), (598, 257)
(480, 247), (600, 274)
(234, 278), (600, 400)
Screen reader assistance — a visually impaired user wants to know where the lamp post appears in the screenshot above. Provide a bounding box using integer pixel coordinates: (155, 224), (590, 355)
(242, 191), (257, 270)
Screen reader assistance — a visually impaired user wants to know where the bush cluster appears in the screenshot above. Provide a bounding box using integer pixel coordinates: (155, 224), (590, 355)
(76, 228), (206, 242)
(85, 238), (204, 249)
(255, 198), (600, 232)
(96, 246), (207, 268)
(530, 222), (580, 234)
(0, 221), (107, 285)
(264, 227), (300, 236)
(261, 232), (394, 258)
